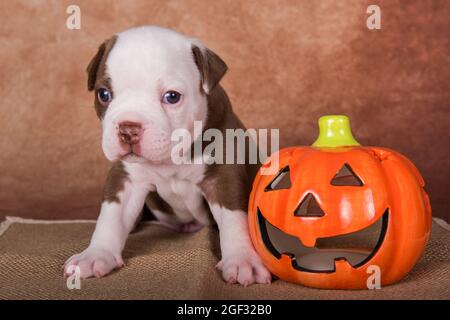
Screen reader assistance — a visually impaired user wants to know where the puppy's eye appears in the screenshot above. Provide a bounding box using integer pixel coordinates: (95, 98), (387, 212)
(97, 88), (112, 105)
(162, 91), (181, 104)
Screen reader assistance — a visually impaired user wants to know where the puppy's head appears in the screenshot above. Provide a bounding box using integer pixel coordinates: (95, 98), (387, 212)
(87, 26), (227, 164)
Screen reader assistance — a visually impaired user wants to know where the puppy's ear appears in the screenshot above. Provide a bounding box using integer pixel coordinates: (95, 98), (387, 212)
(86, 36), (117, 91)
(191, 43), (228, 94)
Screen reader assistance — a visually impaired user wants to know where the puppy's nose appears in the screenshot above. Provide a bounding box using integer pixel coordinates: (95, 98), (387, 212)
(118, 122), (142, 145)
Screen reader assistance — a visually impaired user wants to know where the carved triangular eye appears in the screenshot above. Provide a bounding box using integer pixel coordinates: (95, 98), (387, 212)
(331, 163), (363, 186)
(294, 193), (325, 217)
(265, 166), (291, 191)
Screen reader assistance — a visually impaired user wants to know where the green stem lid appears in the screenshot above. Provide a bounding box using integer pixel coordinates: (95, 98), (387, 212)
(312, 115), (360, 147)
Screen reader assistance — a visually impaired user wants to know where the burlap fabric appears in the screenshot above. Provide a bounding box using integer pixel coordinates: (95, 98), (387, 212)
(0, 217), (448, 299)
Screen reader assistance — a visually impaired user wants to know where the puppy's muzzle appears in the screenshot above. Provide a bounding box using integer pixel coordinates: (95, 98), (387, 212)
(118, 121), (142, 145)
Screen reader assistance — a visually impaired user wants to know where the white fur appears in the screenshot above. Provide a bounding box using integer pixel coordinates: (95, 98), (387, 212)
(208, 203), (272, 285)
(125, 161), (211, 226)
(64, 177), (152, 278)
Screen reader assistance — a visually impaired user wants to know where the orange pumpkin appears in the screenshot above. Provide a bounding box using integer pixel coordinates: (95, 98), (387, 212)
(248, 115), (432, 289)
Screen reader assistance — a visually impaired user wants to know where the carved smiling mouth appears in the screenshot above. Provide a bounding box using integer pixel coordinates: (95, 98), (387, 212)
(257, 208), (389, 273)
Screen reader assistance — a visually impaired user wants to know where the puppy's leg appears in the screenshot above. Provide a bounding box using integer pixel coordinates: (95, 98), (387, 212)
(64, 164), (151, 279)
(209, 204), (272, 286)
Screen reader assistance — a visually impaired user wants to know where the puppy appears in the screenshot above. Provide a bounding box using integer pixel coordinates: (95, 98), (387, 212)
(64, 26), (271, 285)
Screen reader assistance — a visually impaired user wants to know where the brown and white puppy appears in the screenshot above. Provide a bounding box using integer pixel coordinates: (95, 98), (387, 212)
(64, 26), (271, 285)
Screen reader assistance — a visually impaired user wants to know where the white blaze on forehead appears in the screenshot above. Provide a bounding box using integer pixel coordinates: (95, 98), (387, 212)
(106, 26), (201, 93)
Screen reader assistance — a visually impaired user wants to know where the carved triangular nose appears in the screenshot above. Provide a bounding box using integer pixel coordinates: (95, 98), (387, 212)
(294, 193), (325, 217)
(331, 163), (363, 186)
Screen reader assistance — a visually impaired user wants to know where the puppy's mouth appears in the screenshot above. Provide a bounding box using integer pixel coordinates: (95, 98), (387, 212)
(119, 150), (171, 164)
(118, 140), (146, 162)
(120, 152), (145, 163)
(257, 208), (388, 273)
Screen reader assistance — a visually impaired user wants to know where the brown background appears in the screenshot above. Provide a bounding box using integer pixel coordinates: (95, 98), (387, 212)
(0, 0), (449, 221)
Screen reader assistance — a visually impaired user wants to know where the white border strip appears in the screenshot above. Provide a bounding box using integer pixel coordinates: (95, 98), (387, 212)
(0, 216), (96, 237)
(0, 218), (14, 237)
(0, 216), (165, 237)
(4, 216), (96, 225)
(1, 216), (449, 238)
(434, 218), (450, 231)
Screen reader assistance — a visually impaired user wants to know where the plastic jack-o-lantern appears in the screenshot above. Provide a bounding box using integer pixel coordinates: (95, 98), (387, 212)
(248, 115), (431, 289)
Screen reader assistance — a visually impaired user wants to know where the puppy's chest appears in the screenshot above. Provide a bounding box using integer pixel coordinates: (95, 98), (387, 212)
(155, 177), (200, 205)
(128, 162), (208, 217)
(151, 166), (208, 221)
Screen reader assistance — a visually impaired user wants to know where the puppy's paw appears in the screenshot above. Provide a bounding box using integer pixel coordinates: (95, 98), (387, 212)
(63, 247), (124, 279)
(217, 250), (272, 286)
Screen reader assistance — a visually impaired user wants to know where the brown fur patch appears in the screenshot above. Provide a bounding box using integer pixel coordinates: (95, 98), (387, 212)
(197, 85), (259, 212)
(145, 191), (176, 215)
(86, 36), (118, 119)
(191, 44), (258, 212)
(103, 161), (129, 203)
(192, 45), (228, 93)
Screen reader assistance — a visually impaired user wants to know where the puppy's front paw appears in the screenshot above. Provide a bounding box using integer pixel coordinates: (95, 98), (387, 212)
(63, 247), (124, 279)
(217, 251), (272, 286)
